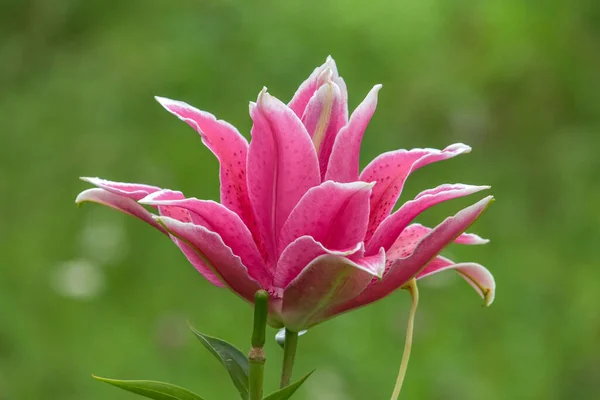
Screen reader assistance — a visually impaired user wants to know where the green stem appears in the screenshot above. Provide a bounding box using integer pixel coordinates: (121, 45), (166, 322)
(249, 358), (265, 400)
(249, 290), (269, 400)
(390, 279), (419, 400)
(279, 329), (299, 388)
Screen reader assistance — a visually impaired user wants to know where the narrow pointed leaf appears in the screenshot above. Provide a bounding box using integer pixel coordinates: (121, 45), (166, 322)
(263, 371), (315, 400)
(189, 324), (249, 400)
(92, 376), (205, 400)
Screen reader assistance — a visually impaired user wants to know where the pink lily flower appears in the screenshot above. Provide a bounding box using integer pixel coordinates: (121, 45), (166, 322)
(76, 57), (494, 331)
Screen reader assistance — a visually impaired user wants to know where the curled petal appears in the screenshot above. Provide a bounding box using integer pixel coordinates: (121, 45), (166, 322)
(279, 181), (373, 253)
(80, 177), (161, 201)
(275, 235), (364, 288)
(402, 223), (490, 245)
(282, 248), (385, 331)
(154, 97), (257, 239)
(367, 183), (489, 253)
(417, 256), (495, 306)
(156, 216), (261, 301)
(248, 90), (320, 267)
(76, 187), (223, 286)
(140, 191), (271, 288)
(288, 56), (341, 118)
(138, 190), (225, 286)
(359, 144), (472, 240)
(330, 196), (493, 315)
(326, 85), (382, 183)
(75, 188), (166, 234)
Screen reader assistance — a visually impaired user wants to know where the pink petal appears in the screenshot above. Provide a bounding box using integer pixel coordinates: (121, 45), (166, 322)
(403, 223), (490, 245)
(334, 76), (349, 120)
(301, 80), (348, 179)
(156, 216), (261, 301)
(149, 190), (192, 223)
(366, 184), (489, 253)
(329, 196), (493, 315)
(132, 190), (227, 287)
(75, 188), (166, 234)
(129, 188), (228, 288)
(80, 177), (161, 201)
(325, 85), (382, 183)
(360, 144), (472, 240)
(288, 56), (340, 118)
(281, 248), (385, 330)
(172, 240), (226, 288)
(278, 181), (373, 253)
(76, 187), (224, 287)
(275, 235), (364, 288)
(140, 191), (271, 289)
(247, 90), (321, 268)
(154, 97), (257, 241)
(417, 256), (495, 306)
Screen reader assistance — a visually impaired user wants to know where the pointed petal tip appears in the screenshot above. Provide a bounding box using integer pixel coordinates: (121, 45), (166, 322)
(154, 95), (181, 110)
(317, 66), (334, 85)
(413, 183), (491, 201)
(483, 287), (495, 306)
(256, 86), (270, 105)
(74, 189), (95, 205)
(324, 55), (338, 70)
(373, 247), (386, 278)
(478, 195), (495, 206)
(473, 236), (491, 245)
(79, 176), (100, 184)
(446, 143), (472, 154)
(368, 84), (383, 98)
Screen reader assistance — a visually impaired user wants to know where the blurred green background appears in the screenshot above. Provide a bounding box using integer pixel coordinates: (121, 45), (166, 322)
(2, 0), (599, 399)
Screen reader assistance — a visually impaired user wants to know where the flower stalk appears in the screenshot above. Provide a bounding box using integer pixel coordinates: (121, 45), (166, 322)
(249, 290), (269, 400)
(390, 279), (419, 400)
(279, 329), (299, 388)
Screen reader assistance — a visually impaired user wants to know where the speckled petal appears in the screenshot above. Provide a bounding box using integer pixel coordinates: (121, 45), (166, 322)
(366, 183), (489, 253)
(247, 89), (320, 268)
(278, 181), (373, 254)
(154, 97), (257, 242)
(325, 85), (382, 183)
(359, 144), (472, 240)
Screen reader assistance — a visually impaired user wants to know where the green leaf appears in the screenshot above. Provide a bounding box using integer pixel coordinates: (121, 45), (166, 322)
(92, 376), (205, 400)
(188, 323), (249, 400)
(263, 371), (314, 400)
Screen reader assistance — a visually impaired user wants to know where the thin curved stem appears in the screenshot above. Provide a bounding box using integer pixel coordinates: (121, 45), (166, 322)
(390, 279), (419, 400)
(279, 329), (299, 388)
